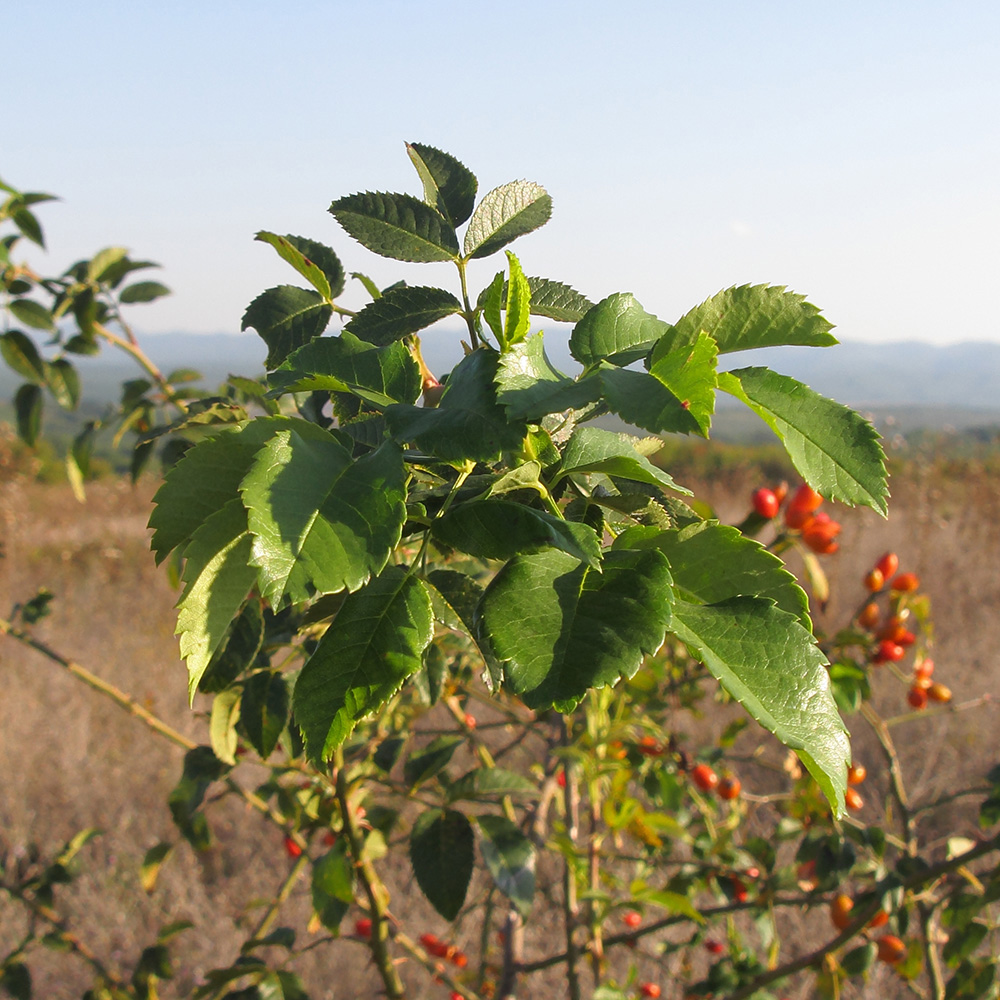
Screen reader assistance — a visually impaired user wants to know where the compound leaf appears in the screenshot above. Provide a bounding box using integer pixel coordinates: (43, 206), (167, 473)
(463, 181), (551, 259)
(330, 191), (459, 262)
(242, 284), (332, 369)
(406, 142), (478, 226)
(344, 285), (462, 346)
(719, 367), (888, 515)
(241, 433), (406, 606)
(478, 548), (673, 709)
(670, 598), (850, 816)
(409, 808), (474, 921)
(293, 568), (433, 760)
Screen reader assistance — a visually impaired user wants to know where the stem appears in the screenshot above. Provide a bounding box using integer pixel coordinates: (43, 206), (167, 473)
(497, 908), (524, 1000)
(0, 617), (308, 850)
(246, 851), (310, 945)
(91, 319), (188, 414)
(560, 718), (582, 1000)
(456, 258), (480, 349)
(333, 748), (405, 1000)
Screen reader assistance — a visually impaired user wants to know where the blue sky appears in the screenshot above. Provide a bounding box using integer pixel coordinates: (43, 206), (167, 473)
(8, 1), (999, 345)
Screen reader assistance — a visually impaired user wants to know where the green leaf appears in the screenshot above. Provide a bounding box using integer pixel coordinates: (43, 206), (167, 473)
(425, 569), (501, 687)
(570, 293), (669, 368)
(330, 191), (459, 262)
(385, 349), (526, 463)
(209, 688), (241, 765)
(119, 280), (171, 304)
(406, 142), (478, 226)
(503, 251), (531, 349)
(87, 246), (129, 282)
(1, 330), (46, 382)
(409, 808), (474, 921)
(599, 367), (703, 436)
(477, 814), (535, 917)
(403, 735), (463, 788)
(651, 283), (838, 360)
(9, 298), (55, 331)
(14, 383), (42, 445)
(12, 207), (44, 247)
(669, 598), (850, 816)
(46, 358), (80, 409)
(254, 232), (339, 300)
(241, 433), (406, 606)
(556, 426), (691, 494)
(448, 767), (538, 803)
(647, 330), (718, 435)
(433, 499), (601, 568)
(481, 271), (504, 341)
(0, 962), (32, 1000)
(344, 285), (462, 346)
(477, 275), (595, 324)
(241, 285), (332, 369)
(176, 499), (258, 699)
(293, 568), (433, 760)
(463, 180), (552, 259)
(140, 843), (173, 894)
(615, 520), (810, 627)
(311, 841), (353, 931)
(268, 331), (421, 407)
(479, 548), (673, 709)
(241, 671), (289, 759)
(495, 333), (601, 421)
(149, 417), (343, 563)
(719, 367), (888, 515)
(943, 922), (989, 969)
(168, 746), (230, 849)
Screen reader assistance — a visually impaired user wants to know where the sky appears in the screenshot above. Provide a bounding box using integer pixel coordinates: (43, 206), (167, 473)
(7, 1), (1000, 347)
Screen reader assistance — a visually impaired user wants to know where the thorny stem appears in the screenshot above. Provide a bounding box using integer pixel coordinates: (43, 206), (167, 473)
(0, 617), (308, 851)
(333, 747), (405, 1000)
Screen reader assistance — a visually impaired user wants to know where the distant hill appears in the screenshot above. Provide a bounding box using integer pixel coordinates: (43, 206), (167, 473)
(2, 331), (999, 439)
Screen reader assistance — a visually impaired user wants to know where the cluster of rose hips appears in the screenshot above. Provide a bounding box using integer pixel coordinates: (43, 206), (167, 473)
(829, 893), (905, 965)
(419, 932), (468, 968)
(689, 762), (742, 802)
(752, 482), (842, 555)
(858, 552), (952, 710)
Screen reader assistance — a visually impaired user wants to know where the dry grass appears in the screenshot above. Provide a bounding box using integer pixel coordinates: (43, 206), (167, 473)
(1, 461), (998, 999)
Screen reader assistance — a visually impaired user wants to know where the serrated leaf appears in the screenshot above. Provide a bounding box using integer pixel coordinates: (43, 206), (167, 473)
(241, 433), (406, 606)
(556, 426), (691, 494)
(87, 246), (129, 283)
(615, 520), (810, 628)
(481, 270), (504, 341)
(719, 367), (888, 515)
(344, 285), (462, 346)
(477, 814), (535, 917)
(647, 330), (718, 435)
(209, 688), (241, 765)
(242, 670), (289, 759)
(46, 358), (79, 409)
(433, 499), (601, 567)
(140, 843), (173, 894)
(312, 841), (353, 931)
(385, 349), (526, 463)
(148, 416), (342, 563)
(406, 142), (477, 226)
(268, 331), (421, 407)
(669, 597), (849, 815)
(403, 735), (463, 788)
(9, 298), (55, 331)
(241, 285), (332, 369)
(119, 280), (171, 304)
(14, 383), (42, 445)
(448, 766), (538, 802)
(503, 251), (531, 348)
(293, 568), (433, 760)
(284, 234), (345, 298)
(409, 808), (474, 921)
(12, 207), (44, 247)
(570, 293), (669, 368)
(651, 284), (838, 360)
(176, 499), (258, 700)
(1, 330), (47, 382)
(599, 367), (703, 436)
(495, 333), (601, 421)
(331, 191), (459, 262)
(477, 275), (595, 324)
(425, 569), (501, 688)
(478, 548), (673, 709)
(255, 232), (336, 300)
(463, 180), (552, 259)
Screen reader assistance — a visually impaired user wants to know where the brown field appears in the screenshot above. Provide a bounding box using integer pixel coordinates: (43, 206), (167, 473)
(1, 459), (998, 999)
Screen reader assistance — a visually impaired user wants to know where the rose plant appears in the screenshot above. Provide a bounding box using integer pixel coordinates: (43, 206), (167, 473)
(2, 148), (998, 1000)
